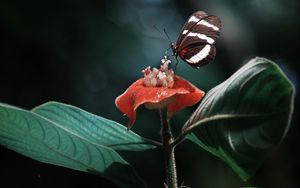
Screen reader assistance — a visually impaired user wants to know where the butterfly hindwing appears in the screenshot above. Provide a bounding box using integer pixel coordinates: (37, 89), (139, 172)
(179, 44), (216, 68)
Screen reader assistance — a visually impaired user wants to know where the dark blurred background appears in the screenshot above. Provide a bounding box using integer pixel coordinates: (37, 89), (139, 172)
(0, 0), (299, 187)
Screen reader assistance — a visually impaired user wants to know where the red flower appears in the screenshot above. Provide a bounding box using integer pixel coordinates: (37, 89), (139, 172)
(115, 57), (205, 129)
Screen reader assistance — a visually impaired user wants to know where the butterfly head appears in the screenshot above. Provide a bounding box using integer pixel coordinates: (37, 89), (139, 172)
(169, 42), (178, 57)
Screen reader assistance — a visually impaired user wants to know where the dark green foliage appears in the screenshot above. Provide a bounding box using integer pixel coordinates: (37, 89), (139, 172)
(182, 57), (294, 181)
(0, 102), (155, 188)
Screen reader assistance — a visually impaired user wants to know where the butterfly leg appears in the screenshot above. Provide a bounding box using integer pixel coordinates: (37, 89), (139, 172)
(165, 47), (172, 57)
(173, 56), (179, 72)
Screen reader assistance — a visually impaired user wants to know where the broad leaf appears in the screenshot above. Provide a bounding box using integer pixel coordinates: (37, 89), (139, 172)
(182, 57), (294, 181)
(0, 103), (145, 188)
(32, 101), (155, 151)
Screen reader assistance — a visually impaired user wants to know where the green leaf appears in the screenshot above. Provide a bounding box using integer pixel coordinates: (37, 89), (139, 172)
(0, 103), (145, 188)
(32, 101), (156, 151)
(182, 57), (294, 181)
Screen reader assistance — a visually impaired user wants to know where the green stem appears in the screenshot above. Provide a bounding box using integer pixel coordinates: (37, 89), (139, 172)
(159, 109), (178, 188)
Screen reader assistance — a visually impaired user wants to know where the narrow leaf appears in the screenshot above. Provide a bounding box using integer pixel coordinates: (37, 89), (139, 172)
(0, 103), (145, 188)
(183, 57), (294, 181)
(32, 101), (156, 151)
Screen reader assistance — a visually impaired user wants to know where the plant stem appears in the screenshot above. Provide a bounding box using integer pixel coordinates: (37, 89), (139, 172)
(159, 109), (178, 188)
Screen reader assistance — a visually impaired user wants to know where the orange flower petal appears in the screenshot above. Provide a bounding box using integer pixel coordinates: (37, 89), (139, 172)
(167, 76), (205, 118)
(115, 76), (205, 129)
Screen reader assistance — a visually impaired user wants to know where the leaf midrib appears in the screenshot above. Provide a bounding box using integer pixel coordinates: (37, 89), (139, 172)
(33, 102), (158, 149)
(183, 110), (288, 134)
(2, 116), (109, 173)
(0, 105), (127, 164)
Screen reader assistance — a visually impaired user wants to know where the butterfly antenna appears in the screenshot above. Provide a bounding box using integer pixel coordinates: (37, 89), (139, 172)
(153, 26), (178, 70)
(163, 28), (175, 59)
(153, 25), (170, 55)
(163, 28), (172, 43)
(163, 28), (180, 71)
(152, 25), (164, 36)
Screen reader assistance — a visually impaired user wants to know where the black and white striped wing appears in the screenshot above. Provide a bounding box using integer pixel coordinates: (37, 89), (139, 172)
(179, 44), (216, 68)
(176, 11), (208, 45)
(176, 11), (221, 67)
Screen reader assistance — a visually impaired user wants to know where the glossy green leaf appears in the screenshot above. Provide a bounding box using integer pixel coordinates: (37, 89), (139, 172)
(32, 101), (156, 151)
(182, 57), (294, 181)
(0, 103), (145, 188)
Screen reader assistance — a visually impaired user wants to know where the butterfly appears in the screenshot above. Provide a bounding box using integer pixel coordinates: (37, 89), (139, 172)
(170, 11), (222, 68)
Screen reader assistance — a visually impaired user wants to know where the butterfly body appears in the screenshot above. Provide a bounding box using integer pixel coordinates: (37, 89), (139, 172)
(171, 11), (221, 68)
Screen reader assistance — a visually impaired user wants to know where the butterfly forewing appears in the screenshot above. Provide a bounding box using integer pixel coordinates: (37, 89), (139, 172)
(177, 15), (221, 48)
(174, 11), (221, 68)
(179, 44), (216, 68)
(176, 11), (208, 44)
